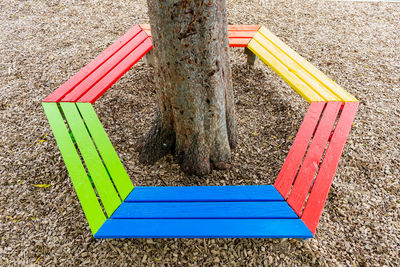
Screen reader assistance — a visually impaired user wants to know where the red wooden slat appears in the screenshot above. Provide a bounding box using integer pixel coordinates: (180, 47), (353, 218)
(143, 29), (152, 37)
(43, 25), (142, 102)
(287, 101), (342, 215)
(229, 38), (253, 47)
(228, 31), (257, 38)
(301, 102), (358, 234)
(228, 25), (261, 31)
(139, 24), (150, 30)
(274, 102), (326, 198)
(61, 31), (148, 102)
(78, 38), (153, 103)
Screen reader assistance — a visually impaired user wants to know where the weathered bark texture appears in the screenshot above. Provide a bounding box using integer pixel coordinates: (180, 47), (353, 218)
(138, 0), (237, 176)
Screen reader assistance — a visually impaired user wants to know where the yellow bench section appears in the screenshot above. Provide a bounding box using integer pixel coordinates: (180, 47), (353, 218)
(247, 26), (357, 103)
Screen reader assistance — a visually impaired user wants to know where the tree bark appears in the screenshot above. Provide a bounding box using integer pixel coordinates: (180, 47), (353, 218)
(138, 0), (237, 176)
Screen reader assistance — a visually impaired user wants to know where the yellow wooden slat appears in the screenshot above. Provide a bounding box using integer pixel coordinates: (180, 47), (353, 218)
(252, 32), (340, 102)
(258, 26), (358, 102)
(247, 39), (325, 103)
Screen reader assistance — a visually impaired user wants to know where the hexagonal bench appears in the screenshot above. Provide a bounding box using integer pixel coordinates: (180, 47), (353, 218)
(42, 24), (358, 238)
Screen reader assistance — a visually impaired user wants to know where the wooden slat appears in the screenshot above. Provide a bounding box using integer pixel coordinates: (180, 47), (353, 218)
(111, 201), (298, 219)
(247, 39), (325, 103)
(252, 32), (340, 101)
(78, 38), (153, 103)
(61, 31), (148, 102)
(76, 103), (134, 200)
(94, 218), (313, 238)
(125, 185), (283, 202)
(301, 102), (359, 234)
(228, 25), (261, 31)
(139, 24), (150, 31)
(43, 25), (142, 103)
(228, 31), (258, 38)
(274, 102), (326, 198)
(228, 38), (253, 47)
(287, 102), (342, 215)
(60, 103), (121, 216)
(143, 29), (152, 37)
(42, 103), (106, 234)
(258, 27), (358, 102)
(142, 31), (152, 37)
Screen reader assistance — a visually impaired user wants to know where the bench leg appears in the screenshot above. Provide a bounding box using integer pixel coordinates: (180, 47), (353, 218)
(244, 47), (257, 66)
(143, 49), (154, 66)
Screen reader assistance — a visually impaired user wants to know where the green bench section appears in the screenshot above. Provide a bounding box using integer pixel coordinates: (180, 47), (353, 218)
(42, 102), (134, 234)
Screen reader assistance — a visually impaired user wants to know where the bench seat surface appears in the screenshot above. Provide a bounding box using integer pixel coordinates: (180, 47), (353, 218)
(96, 186), (312, 239)
(95, 218), (313, 239)
(248, 26), (357, 103)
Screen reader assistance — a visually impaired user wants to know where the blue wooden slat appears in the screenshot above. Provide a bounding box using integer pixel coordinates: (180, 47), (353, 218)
(111, 201), (297, 219)
(125, 185), (283, 202)
(94, 218), (313, 238)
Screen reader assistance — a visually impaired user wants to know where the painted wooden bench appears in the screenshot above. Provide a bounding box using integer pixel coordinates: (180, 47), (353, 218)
(42, 24), (358, 238)
(43, 25), (153, 104)
(247, 26), (358, 103)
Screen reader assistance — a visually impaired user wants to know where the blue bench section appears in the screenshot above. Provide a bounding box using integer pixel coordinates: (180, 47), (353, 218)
(95, 219), (312, 239)
(95, 185), (313, 238)
(111, 202), (298, 219)
(125, 185), (283, 202)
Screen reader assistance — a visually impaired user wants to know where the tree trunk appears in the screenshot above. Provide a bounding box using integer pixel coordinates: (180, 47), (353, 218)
(138, 0), (237, 176)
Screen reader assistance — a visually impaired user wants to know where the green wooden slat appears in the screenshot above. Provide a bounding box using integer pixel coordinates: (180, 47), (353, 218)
(76, 103), (134, 200)
(60, 102), (121, 216)
(42, 102), (106, 234)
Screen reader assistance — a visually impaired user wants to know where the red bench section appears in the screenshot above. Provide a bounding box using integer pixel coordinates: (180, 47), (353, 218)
(42, 24), (359, 239)
(43, 25), (152, 104)
(274, 102), (358, 234)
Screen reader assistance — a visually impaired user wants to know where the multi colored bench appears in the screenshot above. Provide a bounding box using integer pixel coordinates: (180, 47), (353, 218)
(42, 24), (358, 238)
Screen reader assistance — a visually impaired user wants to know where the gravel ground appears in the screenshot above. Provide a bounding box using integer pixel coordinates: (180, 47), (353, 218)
(1, 0), (399, 266)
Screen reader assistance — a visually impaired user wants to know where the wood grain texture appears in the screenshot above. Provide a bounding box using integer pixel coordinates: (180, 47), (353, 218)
(42, 103), (106, 234)
(62, 31), (148, 102)
(274, 102), (326, 198)
(125, 185), (283, 202)
(76, 103), (134, 200)
(111, 201), (297, 219)
(60, 103), (121, 216)
(43, 25), (141, 102)
(94, 218), (313, 238)
(287, 102), (342, 215)
(301, 102), (359, 234)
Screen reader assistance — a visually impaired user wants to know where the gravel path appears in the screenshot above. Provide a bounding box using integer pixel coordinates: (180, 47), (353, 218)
(1, 0), (399, 266)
